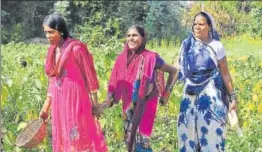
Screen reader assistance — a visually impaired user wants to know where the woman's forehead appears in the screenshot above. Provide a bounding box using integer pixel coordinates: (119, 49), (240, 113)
(127, 28), (139, 33)
(194, 15), (207, 23)
(43, 24), (55, 31)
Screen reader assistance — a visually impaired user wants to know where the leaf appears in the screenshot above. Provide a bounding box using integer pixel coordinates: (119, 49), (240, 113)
(35, 79), (42, 89)
(1, 86), (9, 107)
(14, 147), (22, 152)
(3, 134), (12, 146)
(17, 122), (27, 131)
(99, 118), (106, 128)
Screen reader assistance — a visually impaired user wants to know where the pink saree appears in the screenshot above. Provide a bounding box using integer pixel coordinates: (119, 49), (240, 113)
(45, 38), (107, 152)
(108, 44), (164, 137)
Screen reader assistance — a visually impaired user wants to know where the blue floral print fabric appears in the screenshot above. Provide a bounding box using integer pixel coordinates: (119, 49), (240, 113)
(177, 35), (228, 152)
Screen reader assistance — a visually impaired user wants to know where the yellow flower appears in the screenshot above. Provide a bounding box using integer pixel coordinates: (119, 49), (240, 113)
(239, 56), (247, 62)
(230, 67), (236, 75)
(259, 62), (262, 69)
(238, 83), (244, 91)
(243, 121), (249, 129)
(252, 94), (258, 101)
(258, 103), (262, 114)
(248, 103), (255, 111)
(253, 81), (262, 92)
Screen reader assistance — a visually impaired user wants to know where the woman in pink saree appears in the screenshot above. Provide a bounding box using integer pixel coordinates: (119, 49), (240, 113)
(39, 13), (108, 152)
(101, 25), (178, 151)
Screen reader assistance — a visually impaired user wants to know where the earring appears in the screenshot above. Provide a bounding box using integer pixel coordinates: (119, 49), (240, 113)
(61, 33), (64, 35)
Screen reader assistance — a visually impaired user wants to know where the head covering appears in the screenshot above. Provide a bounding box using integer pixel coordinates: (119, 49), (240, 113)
(127, 25), (147, 53)
(204, 12), (220, 41)
(193, 11), (220, 41)
(178, 12), (220, 81)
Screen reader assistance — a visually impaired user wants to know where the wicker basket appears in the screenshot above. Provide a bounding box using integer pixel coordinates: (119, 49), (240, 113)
(15, 119), (47, 149)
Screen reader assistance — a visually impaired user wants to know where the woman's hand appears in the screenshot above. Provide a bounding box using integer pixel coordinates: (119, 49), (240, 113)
(92, 105), (104, 119)
(218, 58), (237, 112)
(92, 99), (115, 118)
(100, 100), (113, 109)
(229, 99), (237, 112)
(159, 91), (170, 106)
(93, 92), (116, 118)
(39, 97), (51, 123)
(39, 107), (49, 123)
(39, 108), (48, 119)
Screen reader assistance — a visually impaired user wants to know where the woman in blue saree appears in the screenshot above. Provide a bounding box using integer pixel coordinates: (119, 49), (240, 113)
(176, 12), (238, 152)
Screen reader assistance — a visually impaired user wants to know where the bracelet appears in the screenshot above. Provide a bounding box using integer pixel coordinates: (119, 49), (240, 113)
(165, 83), (174, 92)
(228, 91), (237, 103)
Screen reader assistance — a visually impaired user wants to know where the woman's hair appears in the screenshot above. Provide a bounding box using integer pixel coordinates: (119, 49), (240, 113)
(43, 13), (69, 39)
(192, 11), (220, 41)
(127, 25), (147, 50)
(193, 12), (212, 29)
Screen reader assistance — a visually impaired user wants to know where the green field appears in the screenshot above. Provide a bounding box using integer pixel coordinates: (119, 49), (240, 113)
(1, 34), (262, 152)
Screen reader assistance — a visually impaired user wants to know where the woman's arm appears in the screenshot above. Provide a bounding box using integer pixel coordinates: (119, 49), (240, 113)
(160, 63), (178, 88)
(159, 63), (178, 105)
(73, 44), (99, 107)
(102, 92), (114, 108)
(101, 56), (120, 109)
(73, 44), (104, 118)
(39, 96), (51, 121)
(218, 57), (237, 111)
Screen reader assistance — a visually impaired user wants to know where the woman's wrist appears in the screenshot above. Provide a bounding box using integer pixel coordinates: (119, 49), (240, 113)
(104, 99), (111, 106)
(43, 98), (51, 112)
(165, 83), (174, 92)
(228, 91), (237, 103)
(42, 105), (49, 112)
(90, 92), (98, 107)
(101, 99), (113, 109)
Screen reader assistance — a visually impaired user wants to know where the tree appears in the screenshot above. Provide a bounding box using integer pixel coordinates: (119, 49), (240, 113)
(249, 2), (262, 37)
(1, 1), (54, 43)
(181, 1), (262, 37)
(145, 1), (185, 44)
(117, 1), (149, 27)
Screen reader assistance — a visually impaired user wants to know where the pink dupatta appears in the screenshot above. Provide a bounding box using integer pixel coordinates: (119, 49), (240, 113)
(45, 38), (99, 92)
(108, 43), (165, 109)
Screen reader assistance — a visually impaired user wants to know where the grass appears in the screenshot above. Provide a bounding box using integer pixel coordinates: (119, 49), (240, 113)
(147, 34), (262, 62)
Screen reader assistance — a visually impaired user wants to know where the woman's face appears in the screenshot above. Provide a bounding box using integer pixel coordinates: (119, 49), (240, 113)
(126, 28), (143, 52)
(193, 15), (210, 41)
(43, 24), (62, 45)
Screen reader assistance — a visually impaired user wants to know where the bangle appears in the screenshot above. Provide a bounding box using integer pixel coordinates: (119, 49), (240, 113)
(228, 91), (237, 103)
(165, 83), (174, 92)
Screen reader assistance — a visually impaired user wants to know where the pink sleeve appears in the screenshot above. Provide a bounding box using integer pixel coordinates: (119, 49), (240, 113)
(73, 44), (99, 93)
(108, 60), (118, 94)
(108, 55), (123, 102)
